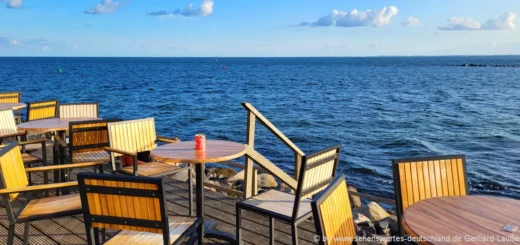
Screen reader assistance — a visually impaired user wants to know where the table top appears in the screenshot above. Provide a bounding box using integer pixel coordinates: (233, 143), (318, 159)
(151, 140), (246, 164)
(403, 196), (520, 245)
(17, 117), (100, 132)
(0, 103), (26, 110)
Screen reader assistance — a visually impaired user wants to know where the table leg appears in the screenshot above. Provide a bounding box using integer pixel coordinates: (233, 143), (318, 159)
(58, 131), (70, 195)
(194, 163), (237, 244)
(195, 163), (204, 245)
(52, 133), (60, 196)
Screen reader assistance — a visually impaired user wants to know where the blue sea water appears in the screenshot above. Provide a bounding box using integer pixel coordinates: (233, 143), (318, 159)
(1, 56), (520, 200)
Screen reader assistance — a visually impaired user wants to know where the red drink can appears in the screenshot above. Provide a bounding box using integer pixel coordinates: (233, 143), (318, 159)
(195, 134), (206, 151)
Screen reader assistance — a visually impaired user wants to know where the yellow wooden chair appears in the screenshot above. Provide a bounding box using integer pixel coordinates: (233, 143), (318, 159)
(58, 102), (99, 118)
(105, 118), (194, 215)
(0, 109), (48, 185)
(26, 100), (58, 122)
(0, 141), (105, 245)
(0, 92), (22, 124)
(236, 145), (342, 245)
(311, 175), (356, 245)
(392, 155), (468, 235)
(78, 172), (202, 245)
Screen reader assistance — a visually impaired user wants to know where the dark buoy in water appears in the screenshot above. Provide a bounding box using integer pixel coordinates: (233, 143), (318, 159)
(222, 65), (227, 70)
(58, 68), (63, 74)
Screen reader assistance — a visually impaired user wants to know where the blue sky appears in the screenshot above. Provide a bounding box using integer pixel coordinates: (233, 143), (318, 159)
(1, 0), (519, 57)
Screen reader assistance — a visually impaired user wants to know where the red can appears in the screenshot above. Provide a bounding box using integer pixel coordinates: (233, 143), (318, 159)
(195, 134), (206, 151)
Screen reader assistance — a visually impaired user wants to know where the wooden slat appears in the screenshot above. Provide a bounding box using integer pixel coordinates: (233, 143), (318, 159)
(59, 104), (98, 119)
(0, 146), (29, 200)
(396, 156), (468, 213)
(107, 118), (157, 157)
(27, 101), (57, 121)
(302, 148), (337, 199)
(18, 194), (81, 220)
(0, 110), (18, 137)
(244, 111), (255, 198)
(0, 92), (20, 103)
(317, 179), (355, 245)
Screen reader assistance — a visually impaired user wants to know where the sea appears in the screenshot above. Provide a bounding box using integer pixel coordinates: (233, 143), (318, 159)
(1, 56), (519, 200)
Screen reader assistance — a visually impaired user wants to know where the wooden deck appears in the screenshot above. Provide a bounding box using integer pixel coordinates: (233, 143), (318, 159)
(1, 140), (318, 245)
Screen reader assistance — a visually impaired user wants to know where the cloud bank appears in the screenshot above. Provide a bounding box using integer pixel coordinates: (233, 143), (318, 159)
(402, 17), (420, 26)
(439, 12), (516, 30)
(300, 6), (398, 28)
(148, 0), (214, 17)
(6, 0), (22, 9)
(85, 0), (121, 15)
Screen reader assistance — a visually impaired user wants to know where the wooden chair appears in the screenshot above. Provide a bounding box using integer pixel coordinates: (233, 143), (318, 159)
(236, 145), (342, 245)
(392, 155), (468, 235)
(105, 118), (185, 177)
(78, 172), (202, 245)
(55, 119), (122, 164)
(26, 100), (58, 122)
(58, 102), (99, 118)
(0, 92), (22, 124)
(0, 141), (105, 245)
(311, 175), (356, 245)
(0, 109), (47, 185)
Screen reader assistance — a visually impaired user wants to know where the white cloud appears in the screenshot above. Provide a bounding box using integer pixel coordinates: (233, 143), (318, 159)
(402, 17), (420, 26)
(85, 0), (120, 15)
(439, 12), (516, 31)
(6, 0), (22, 9)
(482, 12), (516, 30)
(148, 0), (214, 17)
(300, 6), (398, 28)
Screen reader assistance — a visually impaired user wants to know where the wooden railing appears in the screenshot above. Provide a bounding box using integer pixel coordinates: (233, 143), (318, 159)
(241, 102), (304, 198)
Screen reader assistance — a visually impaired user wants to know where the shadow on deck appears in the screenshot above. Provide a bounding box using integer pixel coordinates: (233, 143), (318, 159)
(0, 141), (318, 245)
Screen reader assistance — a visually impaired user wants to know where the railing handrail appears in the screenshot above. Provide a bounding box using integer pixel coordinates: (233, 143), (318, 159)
(241, 103), (305, 156)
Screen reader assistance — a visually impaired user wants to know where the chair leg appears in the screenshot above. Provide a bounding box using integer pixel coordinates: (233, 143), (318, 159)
(7, 224), (15, 245)
(236, 205), (242, 245)
(291, 224), (298, 245)
(188, 166), (194, 216)
(23, 223), (30, 245)
(269, 217), (275, 245)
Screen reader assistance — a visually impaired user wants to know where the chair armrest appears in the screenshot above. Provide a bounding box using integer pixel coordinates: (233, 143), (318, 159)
(0, 132), (25, 139)
(104, 147), (136, 156)
(18, 138), (46, 146)
(0, 181), (78, 195)
(156, 136), (180, 144)
(54, 135), (68, 148)
(25, 161), (105, 173)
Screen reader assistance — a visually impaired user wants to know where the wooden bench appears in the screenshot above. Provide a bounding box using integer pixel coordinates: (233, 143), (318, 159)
(77, 172), (202, 245)
(237, 144), (342, 245)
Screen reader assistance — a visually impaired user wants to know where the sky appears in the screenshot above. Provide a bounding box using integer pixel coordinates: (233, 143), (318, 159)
(1, 0), (519, 57)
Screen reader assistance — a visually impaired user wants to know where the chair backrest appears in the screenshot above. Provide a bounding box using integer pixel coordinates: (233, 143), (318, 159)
(107, 118), (157, 157)
(293, 144), (341, 220)
(59, 102), (99, 118)
(392, 155), (468, 233)
(0, 109), (18, 137)
(77, 172), (170, 244)
(311, 175), (356, 245)
(0, 92), (21, 103)
(26, 100), (58, 122)
(68, 119), (122, 157)
(0, 142), (29, 201)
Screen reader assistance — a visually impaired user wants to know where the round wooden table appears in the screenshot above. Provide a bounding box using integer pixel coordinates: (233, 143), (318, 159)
(151, 140), (246, 243)
(18, 117), (101, 194)
(0, 103), (26, 110)
(403, 196), (520, 244)
(18, 117), (100, 133)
